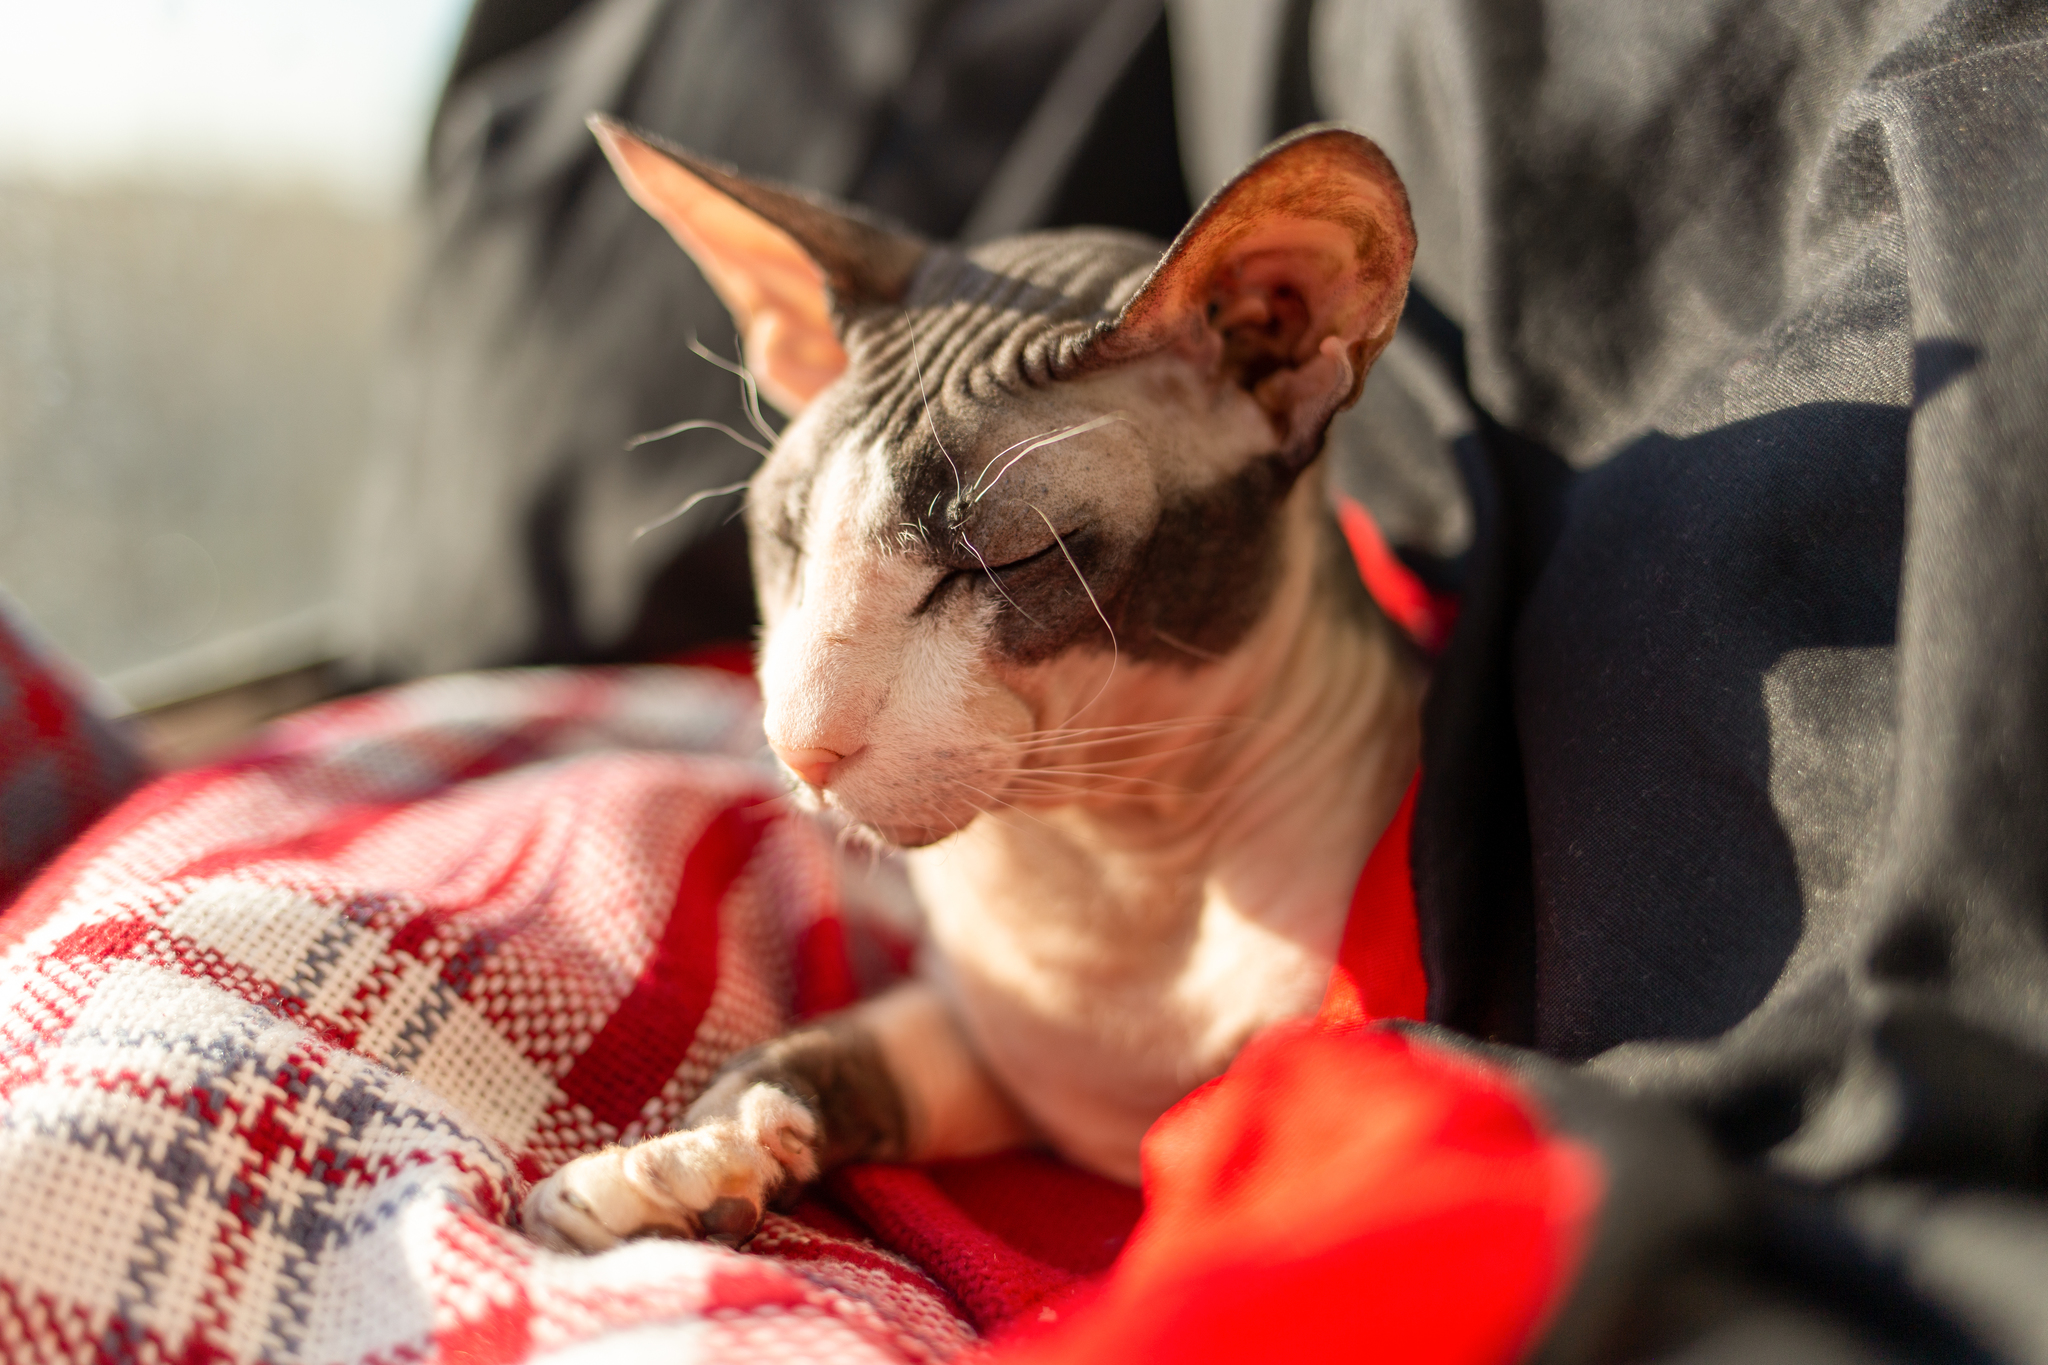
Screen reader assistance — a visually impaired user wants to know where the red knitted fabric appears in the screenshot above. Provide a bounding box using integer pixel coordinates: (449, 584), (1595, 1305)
(988, 1024), (1603, 1365)
(0, 668), (974, 1364)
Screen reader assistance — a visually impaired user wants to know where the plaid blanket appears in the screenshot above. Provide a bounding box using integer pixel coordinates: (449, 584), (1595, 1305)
(0, 654), (1591, 1365)
(0, 667), (992, 1363)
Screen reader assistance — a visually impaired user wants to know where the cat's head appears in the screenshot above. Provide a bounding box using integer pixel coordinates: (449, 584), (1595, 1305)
(594, 117), (1414, 846)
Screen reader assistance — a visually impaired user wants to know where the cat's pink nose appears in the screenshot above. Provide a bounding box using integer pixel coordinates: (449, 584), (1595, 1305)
(774, 745), (844, 790)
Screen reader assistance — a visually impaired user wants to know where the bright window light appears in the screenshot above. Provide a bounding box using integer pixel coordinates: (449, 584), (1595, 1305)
(0, 0), (471, 212)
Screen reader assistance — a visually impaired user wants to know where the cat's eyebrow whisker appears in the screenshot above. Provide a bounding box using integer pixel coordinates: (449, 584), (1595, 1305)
(630, 477), (754, 540)
(970, 413), (1130, 503)
(963, 417), (1092, 506)
(909, 320), (965, 506)
(960, 426), (1065, 504)
(1029, 503), (1118, 727)
(625, 417), (771, 458)
(959, 534), (1042, 626)
(686, 333), (781, 444)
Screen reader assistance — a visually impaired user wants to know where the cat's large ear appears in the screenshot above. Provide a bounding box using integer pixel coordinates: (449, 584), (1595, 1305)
(1086, 125), (1415, 468)
(589, 115), (927, 414)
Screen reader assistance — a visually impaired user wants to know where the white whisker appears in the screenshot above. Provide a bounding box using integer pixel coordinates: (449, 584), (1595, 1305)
(989, 780), (1186, 805)
(1012, 726), (1228, 752)
(1013, 739), (1223, 770)
(952, 779), (1057, 832)
(1019, 718), (1236, 735)
(1029, 503), (1118, 726)
(909, 322), (964, 505)
(625, 418), (771, 457)
(961, 427), (1059, 504)
(631, 477), (753, 540)
(1150, 627), (1225, 663)
(959, 533), (1041, 626)
(1012, 716), (1241, 745)
(687, 333), (782, 443)
(972, 413), (1130, 502)
(983, 765), (1187, 792)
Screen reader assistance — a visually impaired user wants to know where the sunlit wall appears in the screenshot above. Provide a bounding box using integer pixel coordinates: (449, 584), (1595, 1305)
(0, 0), (469, 708)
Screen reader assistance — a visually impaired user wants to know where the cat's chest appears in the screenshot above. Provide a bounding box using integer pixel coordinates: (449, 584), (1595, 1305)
(906, 824), (1350, 1181)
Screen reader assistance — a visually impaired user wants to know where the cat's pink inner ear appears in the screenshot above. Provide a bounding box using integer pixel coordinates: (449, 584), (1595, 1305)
(1096, 128), (1415, 444)
(593, 121), (847, 413)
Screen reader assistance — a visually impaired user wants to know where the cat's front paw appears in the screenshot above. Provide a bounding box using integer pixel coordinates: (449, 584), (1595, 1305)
(522, 1083), (821, 1252)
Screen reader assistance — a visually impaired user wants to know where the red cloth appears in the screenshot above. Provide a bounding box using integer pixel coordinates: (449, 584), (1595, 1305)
(825, 1152), (1144, 1332)
(1334, 494), (1459, 653)
(989, 1024), (1602, 1365)
(1320, 774), (1428, 1027)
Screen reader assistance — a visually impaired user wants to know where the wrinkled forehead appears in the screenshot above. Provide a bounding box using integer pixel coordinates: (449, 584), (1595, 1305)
(753, 360), (1121, 559)
(753, 229), (1164, 549)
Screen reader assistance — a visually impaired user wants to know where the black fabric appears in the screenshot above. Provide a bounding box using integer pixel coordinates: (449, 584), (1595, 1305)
(438, 0), (594, 97)
(1036, 14), (1194, 242)
(1237, 0), (2048, 1358)
(1409, 1022), (2013, 1365)
(344, 0), (1187, 677)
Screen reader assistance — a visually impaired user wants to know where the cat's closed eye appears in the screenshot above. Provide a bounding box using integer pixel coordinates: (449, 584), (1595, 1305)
(985, 538), (1064, 576)
(917, 536), (1062, 615)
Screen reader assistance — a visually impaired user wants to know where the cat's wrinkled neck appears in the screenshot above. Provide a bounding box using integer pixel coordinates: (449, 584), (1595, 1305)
(1002, 484), (1424, 880)
(908, 479), (1427, 1144)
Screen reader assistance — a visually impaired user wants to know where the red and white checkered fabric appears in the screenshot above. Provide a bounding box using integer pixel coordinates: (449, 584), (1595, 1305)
(0, 668), (973, 1365)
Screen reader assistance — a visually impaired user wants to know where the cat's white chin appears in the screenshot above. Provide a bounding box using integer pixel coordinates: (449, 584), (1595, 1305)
(841, 796), (982, 849)
(858, 820), (958, 850)
(800, 789), (979, 851)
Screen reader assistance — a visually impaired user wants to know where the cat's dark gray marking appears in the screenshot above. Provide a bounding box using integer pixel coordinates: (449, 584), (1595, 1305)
(676, 1021), (906, 1244)
(751, 228), (1329, 667)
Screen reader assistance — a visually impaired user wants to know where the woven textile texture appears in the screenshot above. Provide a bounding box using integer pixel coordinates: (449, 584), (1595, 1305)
(0, 667), (975, 1365)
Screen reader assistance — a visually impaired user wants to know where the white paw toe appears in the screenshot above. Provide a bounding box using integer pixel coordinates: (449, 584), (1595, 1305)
(522, 1084), (822, 1253)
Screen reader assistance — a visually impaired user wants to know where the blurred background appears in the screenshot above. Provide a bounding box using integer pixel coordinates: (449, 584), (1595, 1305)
(0, 1), (469, 738)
